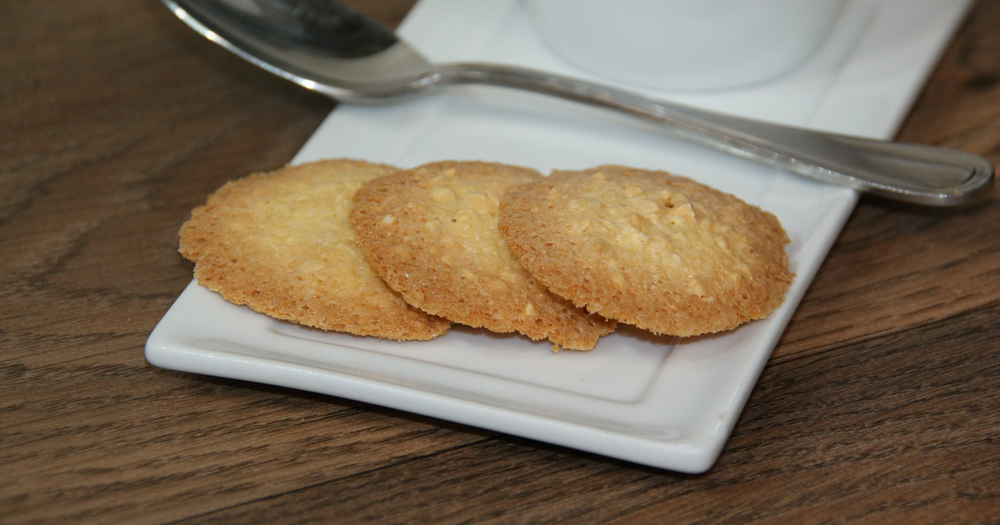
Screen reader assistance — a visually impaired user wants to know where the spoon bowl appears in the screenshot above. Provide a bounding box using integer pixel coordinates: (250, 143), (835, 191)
(163, 0), (994, 206)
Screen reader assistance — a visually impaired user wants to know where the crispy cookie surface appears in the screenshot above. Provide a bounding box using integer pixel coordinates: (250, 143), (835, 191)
(178, 159), (450, 340)
(351, 161), (615, 350)
(498, 165), (792, 337)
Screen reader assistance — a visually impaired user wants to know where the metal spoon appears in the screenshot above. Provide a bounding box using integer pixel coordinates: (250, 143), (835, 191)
(162, 0), (994, 206)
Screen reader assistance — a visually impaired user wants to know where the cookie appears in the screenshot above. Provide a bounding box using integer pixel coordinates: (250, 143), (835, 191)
(498, 165), (792, 337)
(178, 159), (450, 340)
(350, 161), (616, 350)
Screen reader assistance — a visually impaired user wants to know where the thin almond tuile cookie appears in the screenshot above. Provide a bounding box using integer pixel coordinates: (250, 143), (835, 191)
(498, 165), (792, 337)
(179, 159), (450, 340)
(351, 161), (616, 351)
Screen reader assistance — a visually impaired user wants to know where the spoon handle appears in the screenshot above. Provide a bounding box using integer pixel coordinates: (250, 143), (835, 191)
(432, 63), (994, 206)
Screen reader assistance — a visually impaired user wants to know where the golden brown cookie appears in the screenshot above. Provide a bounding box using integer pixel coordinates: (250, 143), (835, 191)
(350, 161), (615, 350)
(178, 159), (450, 340)
(498, 165), (792, 337)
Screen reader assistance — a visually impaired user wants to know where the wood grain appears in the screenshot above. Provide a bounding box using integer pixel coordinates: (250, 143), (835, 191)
(2, 0), (997, 523)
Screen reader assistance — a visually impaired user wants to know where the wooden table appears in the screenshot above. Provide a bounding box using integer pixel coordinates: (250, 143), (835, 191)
(3, 1), (997, 523)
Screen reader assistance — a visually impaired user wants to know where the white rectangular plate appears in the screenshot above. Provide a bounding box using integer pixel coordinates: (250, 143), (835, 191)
(146, 0), (971, 473)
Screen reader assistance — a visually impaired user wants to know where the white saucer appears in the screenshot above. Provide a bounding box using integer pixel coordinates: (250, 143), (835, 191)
(147, 0), (972, 472)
